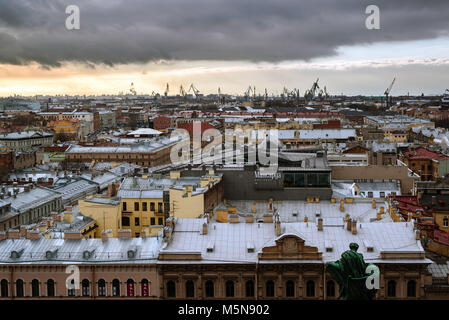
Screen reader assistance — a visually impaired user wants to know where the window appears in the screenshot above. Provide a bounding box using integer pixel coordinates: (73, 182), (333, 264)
(16, 279), (24, 297)
(387, 280), (396, 297)
(67, 279), (75, 296)
(245, 280), (254, 297)
(31, 279), (40, 297)
(167, 280), (176, 298)
(306, 280), (315, 297)
(122, 202), (127, 211)
(158, 203), (163, 213)
(150, 217), (155, 225)
(150, 202), (155, 211)
(98, 279), (106, 297)
(1, 279), (8, 297)
(368, 192), (374, 198)
(141, 279), (149, 297)
(158, 218), (163, 226)
(112, 279), (120, 296)
(326, 280), (335, 297)
(122, 217), (130, 226)
(135, 217), (140, 226)
(407, 280), (416, 298)
(266, 280), (275, 297)
(47, 279), (55, 297)
(205, 280), (214, 298)
(81, 279), (90, 296)
(225, 280), (234, 297)
(134, 202), (139, 211)
(142, 202), (147, 211)
(286, 280), (295, 297)
(185, 280), (195, 298)
(126, 279), (135, 297)
(444, 217), (449, 228)
(380, 192), (385, 198)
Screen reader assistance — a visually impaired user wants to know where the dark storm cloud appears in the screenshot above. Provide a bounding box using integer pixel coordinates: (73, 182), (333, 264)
(0, 0), (448, 66)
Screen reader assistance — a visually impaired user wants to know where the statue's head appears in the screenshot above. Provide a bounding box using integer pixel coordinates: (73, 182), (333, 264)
(349, 243), (359, 251)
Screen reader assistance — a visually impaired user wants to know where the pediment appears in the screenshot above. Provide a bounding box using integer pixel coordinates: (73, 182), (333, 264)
(259, 234), (322, 260)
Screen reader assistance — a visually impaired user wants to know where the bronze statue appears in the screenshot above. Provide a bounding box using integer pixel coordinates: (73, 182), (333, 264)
(326, 243), (378, 300)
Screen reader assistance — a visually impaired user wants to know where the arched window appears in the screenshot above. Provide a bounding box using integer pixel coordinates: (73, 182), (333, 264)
(126, 279), (135, 297)
(141, 279), (149, 297)
(112, 279), (120, 296)
(326, 280), (335, 297)
(407, 280), (416, 298)
(266, 280), (275, 297)
(67, 279), (75, 296)
(167, 280), (176, 298)
(1, 279), (8, 297)
(286, 280), (295, 297)
(185, 280), (195, 298)
(306, 280), (315, 297)
(444, 216), (449, 227)
(245, 280), (254, 297)
(31, 279), (40, 297)
(16, 279), (24, 297)
(225, 280), (234, 298)
(205, 280), (214, 298)
(98, 279), (106, 297)
(387, 280), (396, 297)
(82, 279), (90, 297)
(47, 279), (55, 297)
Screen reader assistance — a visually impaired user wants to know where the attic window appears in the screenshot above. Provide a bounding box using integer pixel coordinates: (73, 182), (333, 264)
(247, 242), (255, 253)
(292, 212), (298, 217)
(206, 242), (215, 253)
(364, 240), (374, 252)
(325, 240), (333, 252)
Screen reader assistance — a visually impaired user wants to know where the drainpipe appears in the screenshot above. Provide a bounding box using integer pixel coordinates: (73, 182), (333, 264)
(323, 265), (326, 301)
(255, 263), (258, 300)
(92, 266), (95, 300)
(10, 265), (14, 301)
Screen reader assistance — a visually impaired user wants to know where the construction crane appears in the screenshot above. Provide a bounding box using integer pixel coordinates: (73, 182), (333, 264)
(129, 82), (137, 95)
(384, 77), (396, 108)
(164, 83), (169, 97)
(188, 83), (200, 97)
(264, 88), (268, 101)
(179, 85), (187, 97)
(244, 86), (254, 101)
(304, 78), (319, 102)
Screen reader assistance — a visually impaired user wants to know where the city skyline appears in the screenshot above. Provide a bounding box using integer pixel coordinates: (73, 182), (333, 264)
(0, 0), (449, 97)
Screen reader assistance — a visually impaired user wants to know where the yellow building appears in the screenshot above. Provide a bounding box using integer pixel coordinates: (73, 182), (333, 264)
(78, 197), (122, 237)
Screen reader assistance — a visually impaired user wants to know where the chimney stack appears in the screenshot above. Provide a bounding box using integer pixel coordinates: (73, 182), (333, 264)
(26, 230), (41, 240)
(347, 218), (352, 231)
(317, 218), (323, 231)
(0, 231), (6, 241)
(340, 199), (344, 212)
(7, 229), (20, 239)
(117, 229), (132, 238)
(415, 230), (421, 240)
(245, 214), (254, 223)
(101, 230), (112, 242)
(202, 222), (208, 235)
(351, 220), (357, 235)
(275, 216), (281, 236)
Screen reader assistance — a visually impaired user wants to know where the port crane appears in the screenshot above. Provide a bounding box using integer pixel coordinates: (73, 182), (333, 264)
(304, 78), (320, 102)
(384, 77), (396, 108)
(188, 83), (200, 98)
(179, 85), (187, 97)
(164, 83), (170, 97)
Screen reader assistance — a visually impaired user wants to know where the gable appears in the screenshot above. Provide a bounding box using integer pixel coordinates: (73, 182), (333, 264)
(258, 234), (322, 260)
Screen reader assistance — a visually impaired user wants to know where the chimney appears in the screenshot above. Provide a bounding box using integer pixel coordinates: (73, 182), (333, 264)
(0, 231), (6, 241)
(141, 229), (147, 238)
(26, 230), (41, 240)
(317, 218), (323, 231)
(263, 214), (273, 223)
(118, 229), (132, 238)
(269, 200), (273, 212)
(101, 230), (112, 242)
(377, 211), (382, 221)
(304, 216), (308, 222)
(415, 230), (421, 240)
(229, 214), (239, 223)
(51, 212), (58, 220)
(245, 214), (254, 223)
(408, 212), (413, 222)
(252, 203), (257, 214)
(165, 217), (174, 228)
(19, 226), (27, 237)
(372, 199), (376, 208)
(7, 229), (20, 239)
(202, 222), (208, 235)
(275, 217), (281, 236)
(347, 218), (352, 231)
(24, 184), (30, 192)
(340, 199), (344, 212)
(64, 231), (82, 240)
(351, 220), (357, 235)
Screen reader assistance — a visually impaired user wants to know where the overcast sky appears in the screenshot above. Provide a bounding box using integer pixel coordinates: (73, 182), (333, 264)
(0, 0), (448, 96)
